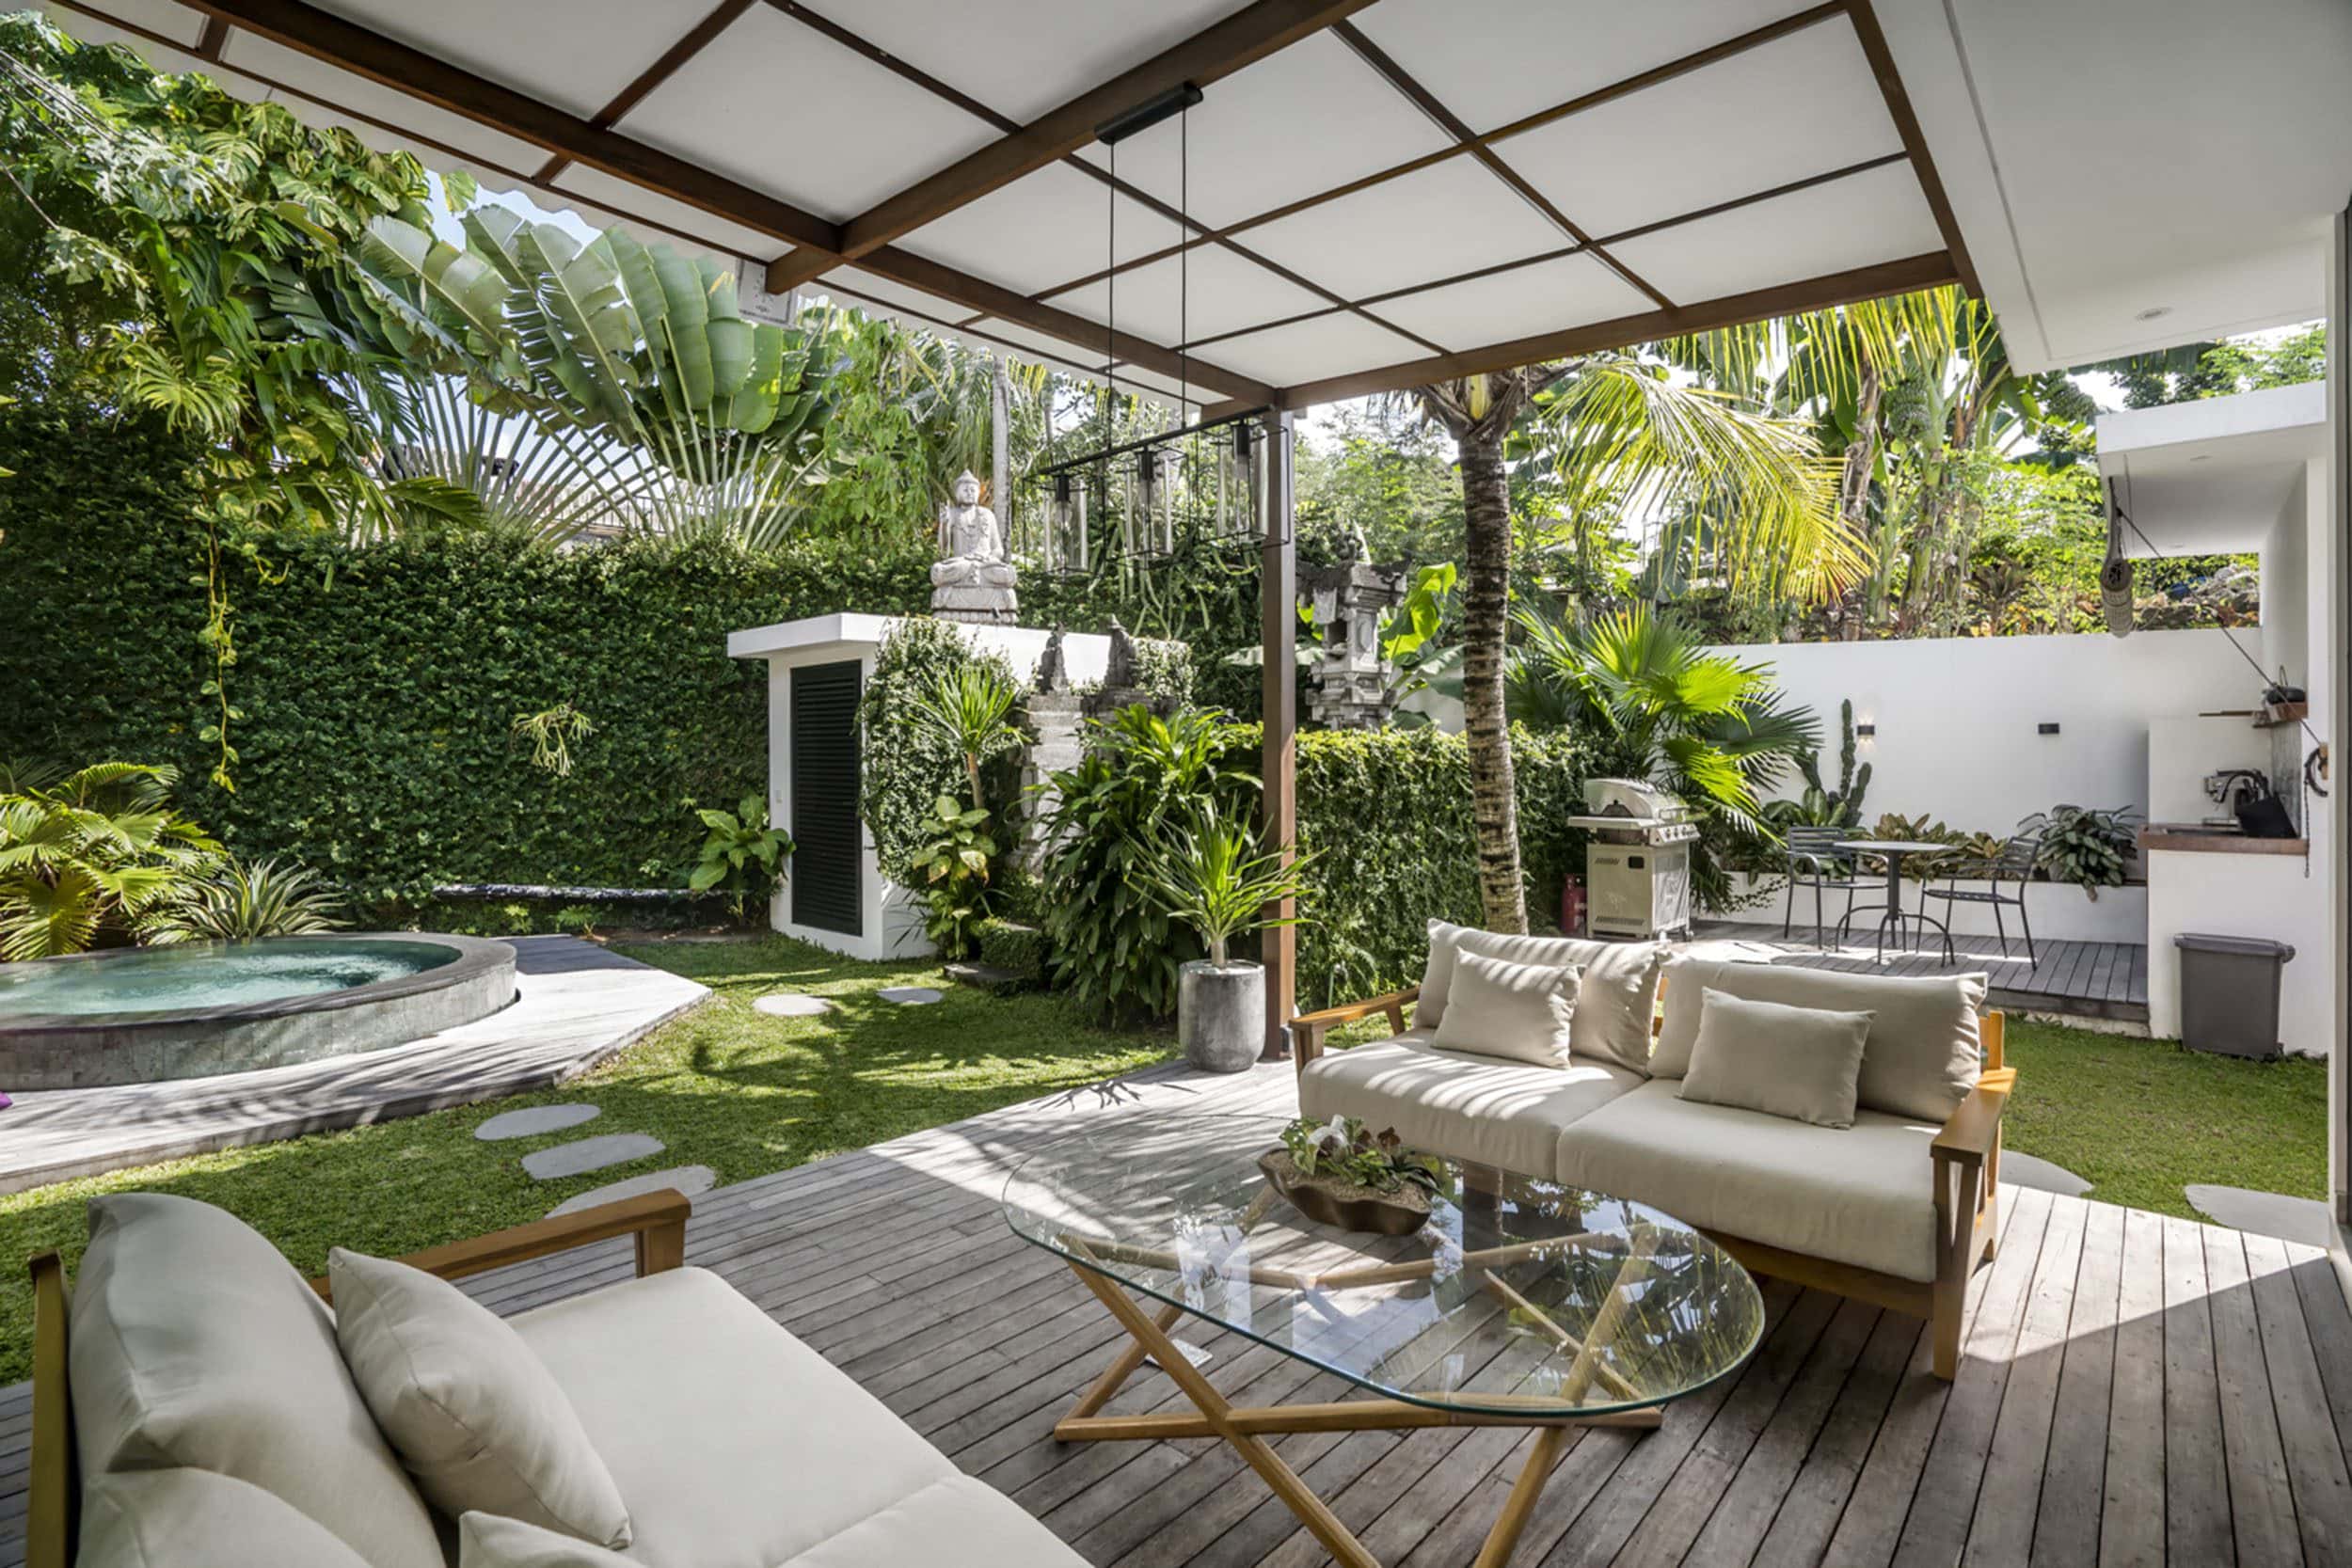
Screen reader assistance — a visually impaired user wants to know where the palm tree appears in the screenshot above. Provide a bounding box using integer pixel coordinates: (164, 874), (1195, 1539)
(1410, 356), (1854, 932)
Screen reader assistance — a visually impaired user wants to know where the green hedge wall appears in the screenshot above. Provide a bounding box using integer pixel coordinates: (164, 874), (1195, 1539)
(0, 409), (935, 908)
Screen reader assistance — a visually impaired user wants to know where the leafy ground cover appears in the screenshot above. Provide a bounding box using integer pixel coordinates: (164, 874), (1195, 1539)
(0, 947), (2328, 1385)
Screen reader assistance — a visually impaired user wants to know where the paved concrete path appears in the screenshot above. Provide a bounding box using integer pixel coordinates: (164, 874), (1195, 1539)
(0, 936), (706, 1194)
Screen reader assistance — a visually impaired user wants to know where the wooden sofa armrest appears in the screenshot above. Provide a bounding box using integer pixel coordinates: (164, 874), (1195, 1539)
(1291, 987), (1420, 1070)
(1931, 1074), (2012, 1170)
(310, 1189), (692, 1302)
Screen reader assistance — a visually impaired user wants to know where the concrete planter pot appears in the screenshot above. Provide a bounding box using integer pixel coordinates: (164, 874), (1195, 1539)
(1178, 959), (1263, 1073)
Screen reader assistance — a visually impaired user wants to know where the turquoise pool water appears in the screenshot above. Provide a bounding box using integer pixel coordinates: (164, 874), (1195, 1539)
(0, 940), (458, 1019)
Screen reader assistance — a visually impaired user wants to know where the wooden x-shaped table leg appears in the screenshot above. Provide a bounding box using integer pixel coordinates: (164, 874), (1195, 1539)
(1053, 1259), (1661, 1568)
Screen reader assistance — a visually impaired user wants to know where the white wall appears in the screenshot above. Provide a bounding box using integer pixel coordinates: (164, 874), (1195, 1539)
(1713, 629), (2267, 836)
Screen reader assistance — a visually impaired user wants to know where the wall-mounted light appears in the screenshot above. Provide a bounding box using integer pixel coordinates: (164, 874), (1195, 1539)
(1854, 721), (1877, 739)
(2038, 721), (2061, 736)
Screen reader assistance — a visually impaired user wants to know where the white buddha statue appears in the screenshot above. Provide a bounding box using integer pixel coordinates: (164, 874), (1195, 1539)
(930, 469), (1018, 624)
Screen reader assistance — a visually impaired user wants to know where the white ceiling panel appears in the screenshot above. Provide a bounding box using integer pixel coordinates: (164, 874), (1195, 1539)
(898, 163), (1184, 298)
(317, 0), (708, 120)
(1354, 0), (1823, 135)
(1369, 251), (1652, 352)
(41, 0), (205, 48)
(1236, 157), (1566, 302)
(617, 6), (1000, 225)
(822, 0), (1248, 126)
(548, 166), (794, 264)
(1051, 245), (1330, 348)
(224, 32), (549, 173)
(1498, 21), (1902, 240)
(1605, 161), (1943, 307)
(1070, 32), (1453, 230)
(1194, 312), (1423, 386)
(40, 6), (263, 94)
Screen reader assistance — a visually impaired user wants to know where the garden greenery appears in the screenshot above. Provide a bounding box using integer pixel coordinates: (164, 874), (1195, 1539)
(857, 619), (1025, 887)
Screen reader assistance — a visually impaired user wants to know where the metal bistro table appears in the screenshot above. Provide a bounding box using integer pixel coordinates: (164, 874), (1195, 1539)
(1836, 838), (1956, 963)
(1001, 1115), (1764, 1568)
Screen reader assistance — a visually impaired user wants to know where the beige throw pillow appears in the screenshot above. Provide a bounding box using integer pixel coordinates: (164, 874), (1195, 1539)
(1429, 948), (1581, 1067)
(70, 1194), (443, 1568)
(1677, 988), (1873, 1128)
(79, 1470), (376, 1568)
(458, 1513), (636, 1568)
(330, 1249), (632, 1551)
(1415, 919), (1663, 1074)
(1651, 954), (1985, 1121)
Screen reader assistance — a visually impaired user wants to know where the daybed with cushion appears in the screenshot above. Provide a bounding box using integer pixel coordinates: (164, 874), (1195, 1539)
(25, 1188), (1087, 1568)
(1293, 923), (2012, 1381)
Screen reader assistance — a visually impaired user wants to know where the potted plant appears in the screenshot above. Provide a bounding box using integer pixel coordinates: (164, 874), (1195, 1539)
(1135, 807), (1311, 1072)
(1259, 1115), (1443, 1235)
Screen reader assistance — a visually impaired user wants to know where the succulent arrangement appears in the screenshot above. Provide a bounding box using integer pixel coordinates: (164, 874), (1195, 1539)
(1276, 1115), (1443, 1199)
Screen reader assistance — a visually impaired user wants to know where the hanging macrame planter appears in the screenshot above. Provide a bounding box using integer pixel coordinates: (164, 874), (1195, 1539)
(2099, 502), (2135, 639)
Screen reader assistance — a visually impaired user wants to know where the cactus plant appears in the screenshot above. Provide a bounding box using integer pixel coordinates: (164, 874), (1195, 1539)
(1792, 699), (1873, 829)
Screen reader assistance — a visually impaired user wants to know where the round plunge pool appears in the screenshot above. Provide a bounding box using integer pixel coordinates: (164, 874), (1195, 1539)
(0, 933), (516, 1090)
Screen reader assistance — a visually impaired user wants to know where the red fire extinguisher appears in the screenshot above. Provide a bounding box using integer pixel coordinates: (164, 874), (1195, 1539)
(1560, 874), (1587, 937)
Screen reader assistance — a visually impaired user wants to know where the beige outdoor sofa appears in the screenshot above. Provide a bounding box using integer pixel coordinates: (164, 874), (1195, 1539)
(26, 1188), (1086, 1568)
(1293, 932), (2013, 1382)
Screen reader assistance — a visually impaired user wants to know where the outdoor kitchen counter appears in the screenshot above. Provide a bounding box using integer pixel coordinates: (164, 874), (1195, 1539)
(2139, 824), (2309, 856)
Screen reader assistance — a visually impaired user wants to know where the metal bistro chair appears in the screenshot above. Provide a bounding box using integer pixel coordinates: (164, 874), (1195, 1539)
(1919, 832), (2042, 964)
(1780, 826), (1864, 949)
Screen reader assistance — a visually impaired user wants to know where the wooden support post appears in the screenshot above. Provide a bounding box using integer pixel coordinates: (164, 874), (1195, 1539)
(1260, 408), (1298, 1061)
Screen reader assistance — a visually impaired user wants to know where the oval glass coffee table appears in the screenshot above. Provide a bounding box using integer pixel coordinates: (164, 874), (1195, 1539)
(1002, 1115), (1764, 1568)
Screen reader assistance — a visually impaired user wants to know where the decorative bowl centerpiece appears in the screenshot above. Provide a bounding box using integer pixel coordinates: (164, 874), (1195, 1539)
(1259, 1115), (1442, 1236)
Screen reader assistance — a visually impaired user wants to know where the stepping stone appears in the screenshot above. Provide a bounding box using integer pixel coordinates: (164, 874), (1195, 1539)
(878, 987), (944, 1006)
(946, 962), (1025, 994)
(475, 1103), (600, 1142)
(2002, 1151), (2091, 1198)
(2185, 1183), (2338, 1249)
(755, 993), (833, 1018)
(548, 1165), (718, 1218)
(522, 1132), (664, 1181)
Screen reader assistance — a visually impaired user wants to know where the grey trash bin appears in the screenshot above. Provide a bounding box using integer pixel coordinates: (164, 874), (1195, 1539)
(2173, 933), (2296, 1059)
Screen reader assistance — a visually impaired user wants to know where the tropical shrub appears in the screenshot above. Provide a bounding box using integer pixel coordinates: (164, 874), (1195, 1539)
(150, 856), (348, 943)
(908, 792), (998, 958)
(0, 762), (220, 958)
(688, 796), (792, 920)
(1037, 707), (1258, 1023)
(2025, 804), (2142, 895)
(858, 619), (1025, 885)
(1134, 806), (1312, 970)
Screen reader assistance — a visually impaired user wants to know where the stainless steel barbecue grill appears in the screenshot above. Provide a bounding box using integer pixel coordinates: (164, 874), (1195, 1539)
(1564, 778), (1697, 940)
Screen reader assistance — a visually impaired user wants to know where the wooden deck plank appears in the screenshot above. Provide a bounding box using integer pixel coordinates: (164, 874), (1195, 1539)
(1962, 1191), (2089, 1565)
(1685, 924), (2149, 1021)
(7, 1058), (2344, 1568)
(2033, 1197), (2124, 1567)
(2162, 1213), (2237, 1565)
(2244, 1232), (2352, 1564)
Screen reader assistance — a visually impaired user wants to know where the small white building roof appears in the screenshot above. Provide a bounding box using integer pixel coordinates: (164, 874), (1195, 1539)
(2095, 382), (2328, 557)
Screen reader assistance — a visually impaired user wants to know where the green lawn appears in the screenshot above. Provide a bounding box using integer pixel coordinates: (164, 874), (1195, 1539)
(0, 936), (1170, 1385)
(0, 944), (2331, 1386)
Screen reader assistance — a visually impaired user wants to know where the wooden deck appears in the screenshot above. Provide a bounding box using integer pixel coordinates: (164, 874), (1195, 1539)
(1690, 922), (2150, 1024)
(8, 1060), (2347, 1566)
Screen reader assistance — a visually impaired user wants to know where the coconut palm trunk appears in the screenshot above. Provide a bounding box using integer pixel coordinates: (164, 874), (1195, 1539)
(1420, 372), (1533, 933)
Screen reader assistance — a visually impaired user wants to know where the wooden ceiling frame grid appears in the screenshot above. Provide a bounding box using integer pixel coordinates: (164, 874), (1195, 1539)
(112, 0), (1975, 408)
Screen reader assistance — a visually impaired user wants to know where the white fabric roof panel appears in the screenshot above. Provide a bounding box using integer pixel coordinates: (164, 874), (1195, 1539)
(44, 0), (204, 48)
(1351, 0), (1825, 135)
(38, 0), (1973, 405)
(1494, 20), (1905, 241)
(612, 6), (1001, 226)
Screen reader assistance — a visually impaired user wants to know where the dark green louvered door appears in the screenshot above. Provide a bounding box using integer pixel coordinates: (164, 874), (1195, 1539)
(789, 659), (862, 936)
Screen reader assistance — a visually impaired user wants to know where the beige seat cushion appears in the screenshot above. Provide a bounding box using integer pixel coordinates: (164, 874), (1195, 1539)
(69, 1194), (442, 1568)
(1428, 949), (1580, 1067)
(458, 1512), (634, 1567)
(331, 1248), (632, 1549)
(1415, 920), (1663, 1073)
(78, 1469), (374, 1568)
(1678, 989), (1872, 1129)
(779, 1475), (1089, 1567)
(1556, 1081), (1942, 1281)
(1300, 1030), (1644, 1180)
(515, 1266), (1027, 1568)
(1652, 956), (1987, 1122)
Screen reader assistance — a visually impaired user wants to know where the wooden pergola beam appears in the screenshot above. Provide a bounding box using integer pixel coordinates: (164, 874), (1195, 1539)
(814, 0), (1380, 273)
(1266, 250), (1963, 409)
(183, 0), (843, 254)
(1844, 0), (1982, 297)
